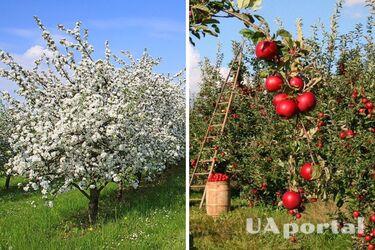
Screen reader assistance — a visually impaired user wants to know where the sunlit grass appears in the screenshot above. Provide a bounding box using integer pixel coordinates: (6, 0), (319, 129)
(0, 165), (185, 250)
(190, 198), (352, 250)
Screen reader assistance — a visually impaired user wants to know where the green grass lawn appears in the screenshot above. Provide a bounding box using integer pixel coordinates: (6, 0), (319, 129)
(0, 165), (185, 250)
(190, 199), (353, 250)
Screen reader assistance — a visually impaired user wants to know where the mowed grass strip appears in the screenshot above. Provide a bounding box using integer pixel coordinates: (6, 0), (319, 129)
(0, 165), (185, 250)
(190, 199), (352, 250)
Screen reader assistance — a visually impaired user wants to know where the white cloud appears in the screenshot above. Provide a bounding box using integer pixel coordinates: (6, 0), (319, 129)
(219, 67), (230, 79)
(1, 45), (54, 98)
(12, 45), (52, 69)
(189, 45), (231, 99)
(188, 44), (201, 97)
(345, 0), (366, 6)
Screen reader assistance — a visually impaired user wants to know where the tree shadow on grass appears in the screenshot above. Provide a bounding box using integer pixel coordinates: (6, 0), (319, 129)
(0, 177), (38, 202)
(59, 162), (185, 229)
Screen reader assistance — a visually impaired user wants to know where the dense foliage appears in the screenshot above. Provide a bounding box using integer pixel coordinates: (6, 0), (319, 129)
(190, 0), (374, 248)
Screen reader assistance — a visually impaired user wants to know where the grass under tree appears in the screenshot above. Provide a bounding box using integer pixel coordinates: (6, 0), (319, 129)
(0, 165), (185, 250)
(190, 199), (353, 250)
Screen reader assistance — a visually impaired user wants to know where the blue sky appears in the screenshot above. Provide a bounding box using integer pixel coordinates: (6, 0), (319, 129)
(0, 0), (185, 95)
(189, 0), (371, 95)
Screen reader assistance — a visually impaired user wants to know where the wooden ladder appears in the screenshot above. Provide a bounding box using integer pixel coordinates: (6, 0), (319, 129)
(190, 48), (244, 209)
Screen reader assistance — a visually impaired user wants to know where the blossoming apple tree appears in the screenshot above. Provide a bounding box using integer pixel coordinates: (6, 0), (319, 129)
(0, 103), (12, 189)
(0, 17), (185, 224)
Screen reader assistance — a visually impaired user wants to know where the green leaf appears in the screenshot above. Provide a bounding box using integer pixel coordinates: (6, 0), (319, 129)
(251, 31), (266, 43)
(238, 13), (255, 25)
(335, 193), (344, 208)
(208, 1), (225, 12)
(259, 70), (269, 78)
(202, 19), (220, 25)
(189, 37), (195, 46)
(237, 0), (262, 10)
(242, 13), (255, 23)
(276, 29), (292, 40)
(254, 14), (266, 23)
(240, 28), (254, 38)
(284, 37), (294, 48)
(192, 3), (210, 13)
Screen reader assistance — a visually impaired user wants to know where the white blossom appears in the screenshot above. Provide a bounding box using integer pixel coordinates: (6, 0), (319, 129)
(0, 18), (185, 198)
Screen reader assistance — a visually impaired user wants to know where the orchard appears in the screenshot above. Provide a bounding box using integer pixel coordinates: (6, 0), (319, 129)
(190, 0), (374, 248)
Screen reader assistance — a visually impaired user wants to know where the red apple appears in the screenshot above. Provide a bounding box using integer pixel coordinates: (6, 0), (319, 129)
(282, 191), (302, 210)
(346, 129), (355, 137)
(265, 75), (283, 92)
(296, 92), (316, 112)
(359, 108), (366, 114)
(296, 213), (302, 219)
(370, 214), (375, 222)
(289, 76), (304, 90)
(366, 102), (374, 109)
(276, 99), (298, 118)
(191, 159), (197, 167)
(340, 131), (347, 139)
(300, 163), (313, 180)
(352, 89), (358, 98)
(353, 211), (361, 218)
(362, 98), (369, 104)
(255, 40), (278, 60)
(288, 209), (296, 215)
(273, 93), (289, 106)
(365, 235), (373, 242)
(317, 121), (326, 128)
(368, 244), (375, 250)
(357, 194), (365, 201)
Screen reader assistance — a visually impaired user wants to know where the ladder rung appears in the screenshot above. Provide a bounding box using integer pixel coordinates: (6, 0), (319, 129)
(201, 147), (218, 151)
(189, 198), (202, 201)
(193, 172), (209, 176)
(190, 52), (242, 204)
(200, 159), (214, 163)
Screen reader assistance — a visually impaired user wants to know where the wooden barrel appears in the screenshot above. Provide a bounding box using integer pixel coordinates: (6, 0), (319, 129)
(206, 181), (230, 217)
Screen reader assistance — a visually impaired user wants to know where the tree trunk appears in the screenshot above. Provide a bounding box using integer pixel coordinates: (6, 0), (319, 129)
(117, 181), (124, 201)
(88, 188), (100, 224)
(5, 175), (11, 190)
